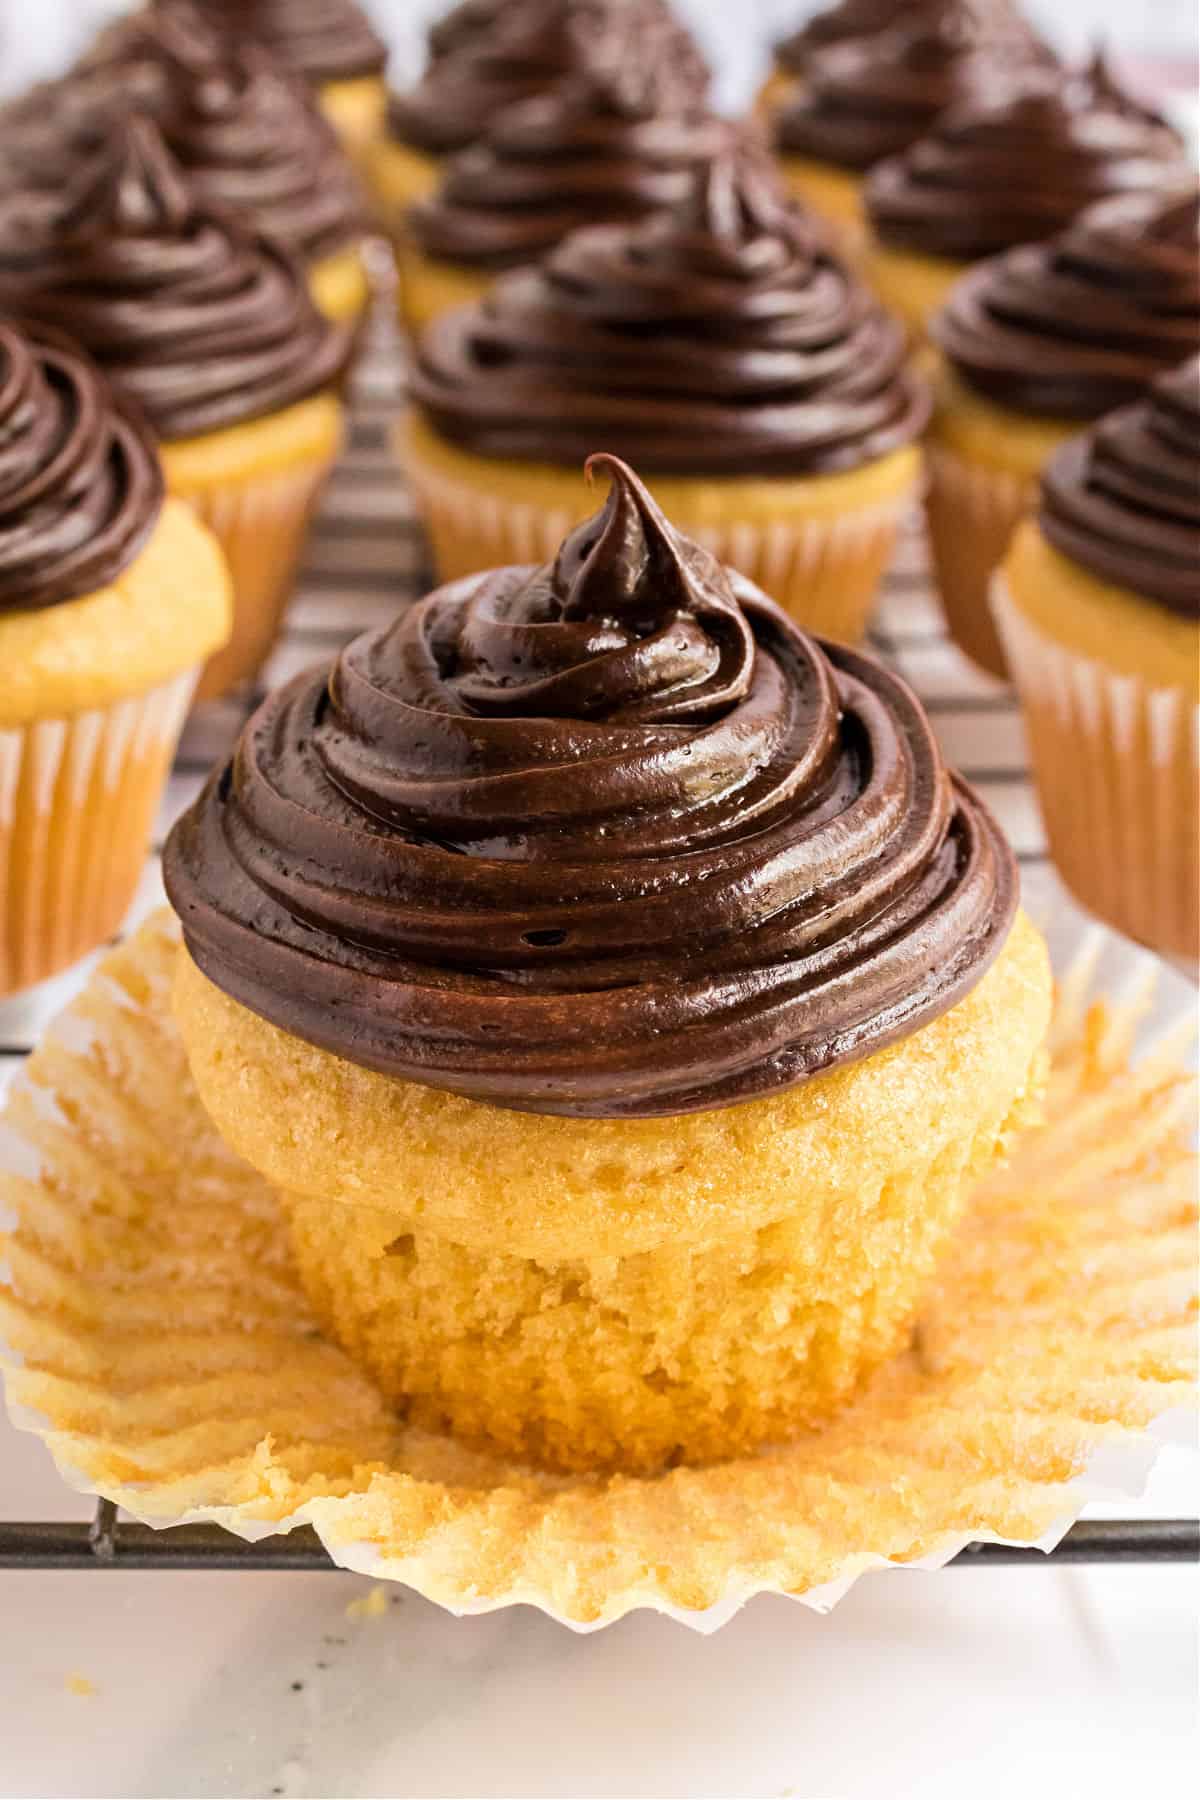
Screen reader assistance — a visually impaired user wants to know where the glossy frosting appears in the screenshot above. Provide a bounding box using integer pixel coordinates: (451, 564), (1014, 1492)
(405, 60), (726, 271)
(0, 119), (347, 442)
(166, 456), (1016, 1117)
(774, 0), (1038, 73)
(866, 55), (1188, 261)
(934, 187), (1200, 418)
(410, 147), (929, 473)
(1040, 359), (1200, 617)
(391, 0), (710, 158)
(176, 0), (388, 83)
(0, 318), (163, 613)
(774, 0), (1052, 172)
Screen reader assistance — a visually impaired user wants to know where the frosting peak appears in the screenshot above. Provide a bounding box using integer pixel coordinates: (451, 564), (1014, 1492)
(775, 0), (1042, 73)
(0, 316), (163, 613)
(164, 457), (1016, 1118)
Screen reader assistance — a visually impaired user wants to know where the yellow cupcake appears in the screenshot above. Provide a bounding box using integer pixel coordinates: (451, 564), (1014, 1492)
(307, 239), (374, 328)
(862, 242), (965, 345)
(316, 74), (388, 176)
(776, 155), (868, 263)
(395, 241), (492, 340)
(367, 133), (444, 236)
(165, 456), (1049, 1474)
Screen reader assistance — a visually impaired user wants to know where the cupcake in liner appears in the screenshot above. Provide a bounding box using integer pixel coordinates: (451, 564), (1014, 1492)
(766, 4), (1053, 268)
(0, 120), (348, 702)
(160, 455), (1050, 1481)
(0, 319), (230, 997)
(404, 146), (929, 643)
(0, 897), (1193, 1626)
(863, 55), (1189, 345)
(994, 365), (1200, 965)
(924, 188), (1199, 678)
(398, 59), (725, 338)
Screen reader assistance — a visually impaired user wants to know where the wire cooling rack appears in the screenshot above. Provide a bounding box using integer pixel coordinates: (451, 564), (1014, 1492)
(0, 317), (1195, 1573)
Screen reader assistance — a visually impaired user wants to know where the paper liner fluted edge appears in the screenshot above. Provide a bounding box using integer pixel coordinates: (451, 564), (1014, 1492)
(0, 910), (1196, 1632)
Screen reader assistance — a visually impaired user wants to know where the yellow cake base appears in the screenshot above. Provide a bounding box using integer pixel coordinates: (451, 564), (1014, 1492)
(162, 393), (344, 701)
(0, 913), (1193, 1622)
(863, 241), (967, 346)
(172, 914), (1050, 1473)
(309, 239), (373, 326)
(369, 135), (443, 235)
(776, 156), (867, 263)
(401, 412), (922, 642)
(754, 63), (801, 123)
(395, 242), (493, 338)
(925, 364), (1079, 679)
(317, 75), (387, 175)
(996, 525), (1200, 963)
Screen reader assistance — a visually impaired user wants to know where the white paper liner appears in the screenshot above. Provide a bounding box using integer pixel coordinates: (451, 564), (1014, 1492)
(0, 905), (1195, 1632)
(925, 443), (1035, 679)
(994, 575), (1200, 966)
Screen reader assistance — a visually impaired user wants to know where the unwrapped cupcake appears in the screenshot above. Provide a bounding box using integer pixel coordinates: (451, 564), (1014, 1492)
(403, 145), (929, 642)
(397, 50), (725, 335)
(0, 120), (348, 703)
(0, 317), (230, 995)
(765, 0), (1051, 262)
(374, 0), (710, 230)
(863, 53), (1189, 342)
(164, 454), (1050, 1476)
(995, 360), (1199, 964)
(926, 186), (1200, 676)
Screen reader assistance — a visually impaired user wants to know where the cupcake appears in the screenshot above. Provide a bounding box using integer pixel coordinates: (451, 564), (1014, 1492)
(403, 146), (929, 641)
(164, 454), (1050, 1476)
(926, 186), (1200, 676)
(0, 318), (230, 996)
(397, 56), (725, 335)
(0, 120), (348, 704)
(176, 0), (390, 170)
(863, 53), (1190, 342)
(995, 363), (1199, 964)
(766, 0), (1051, 263)
(1, 5), (373, 330)
(374, 0), (710, 232)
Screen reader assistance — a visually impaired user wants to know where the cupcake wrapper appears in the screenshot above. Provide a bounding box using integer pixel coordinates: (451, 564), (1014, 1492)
(925, 443), (1035, 680)
(406, 449), (915, 644)
(1, 911), (1194, 1628)
(178, 455), (337, 703)
(0, 674), (195, 998)
(994, 577), (1200, 965)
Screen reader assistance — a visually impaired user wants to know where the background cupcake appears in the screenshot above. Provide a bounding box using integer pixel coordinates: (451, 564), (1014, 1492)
(403, 146), (929, 641)
(374, 0), (710, 230)
(0, 317), (229, 995)
(765, 0), (1051, 262)
(0, 3), (373, 330)
(0, 120), (349, 703)
(164, 455), (1050, 1476)
(927, 186), (1200, 675)
(863, 53), (1190, 341)
(995, 362), (1199, 963)
(397, 50), (726, 335)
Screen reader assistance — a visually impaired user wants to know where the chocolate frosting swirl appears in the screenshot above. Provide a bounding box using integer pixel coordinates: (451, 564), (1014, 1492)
(1040, 358), (1200, 617)
(0, 119), (347, 442)
(774, 0), (1041, 75)
(410, 146), (929, 474)
(933, 187), (1200, 418)
(1, 6), (365, 268)
(164, 456), (1017, 1119)
(174, 0), (387, 83)
(391, 0), (710, 158)
(0, 317), (163, 613)
(406, 62), (726, 272)
(774, 0), (1053, 171)
(866, 55), (1188, 261)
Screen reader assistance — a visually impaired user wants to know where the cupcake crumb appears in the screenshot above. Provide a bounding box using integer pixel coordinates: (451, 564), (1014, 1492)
(345, 1585), (389, 1621)
(65, 1673), (95, 1697)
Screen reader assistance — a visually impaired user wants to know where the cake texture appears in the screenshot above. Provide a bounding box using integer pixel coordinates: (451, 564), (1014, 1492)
(405, 145), (929, 640)
(165, 455), (1049, 1473)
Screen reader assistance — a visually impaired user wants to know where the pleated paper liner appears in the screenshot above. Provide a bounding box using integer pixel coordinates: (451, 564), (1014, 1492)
(0, 911), (1195, 1631)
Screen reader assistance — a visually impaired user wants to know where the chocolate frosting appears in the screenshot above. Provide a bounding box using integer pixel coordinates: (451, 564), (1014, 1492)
(774, 0), (1040, 74)
(933, 187), (1200, 418)
(1, 6), (365, 268)
(173, 0), (388, 83)
(773, 0), (1053, 171)
(405, 62), (726, 272)
(410, 146), (929, 475)
(164, 456), (1017, 1119)
(0, 317), (163, 613)
(0, 119), (347, 442)
(866, 55), (1188, 261)
(391, 0), (710, 158)
(1040, 359), (1200, 617)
